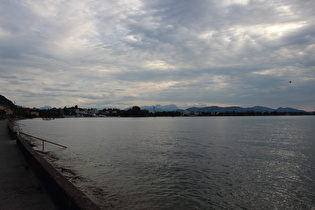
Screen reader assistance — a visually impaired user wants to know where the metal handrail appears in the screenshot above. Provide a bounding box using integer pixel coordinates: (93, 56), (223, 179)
(18, 131), (67, 151)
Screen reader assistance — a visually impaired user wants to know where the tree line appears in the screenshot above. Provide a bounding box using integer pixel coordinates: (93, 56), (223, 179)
(2, 106), (314, 119)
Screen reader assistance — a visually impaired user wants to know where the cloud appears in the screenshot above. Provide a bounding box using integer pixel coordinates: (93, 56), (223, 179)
(0, 0), (314, 110)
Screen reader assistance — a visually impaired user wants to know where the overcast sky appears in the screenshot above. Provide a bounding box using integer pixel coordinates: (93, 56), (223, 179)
(1, 0), (314, 110)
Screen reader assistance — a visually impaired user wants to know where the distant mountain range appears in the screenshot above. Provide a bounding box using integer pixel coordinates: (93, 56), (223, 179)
(138, 104), (180, 112)
(39, 106), (53, 110)
(0, 94), (311, 113)
(139, 105), (309, 113)
(184, 106), (308, 113)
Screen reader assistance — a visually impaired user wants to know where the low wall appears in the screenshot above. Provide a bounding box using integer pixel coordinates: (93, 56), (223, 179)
(8, 120), (101, 210)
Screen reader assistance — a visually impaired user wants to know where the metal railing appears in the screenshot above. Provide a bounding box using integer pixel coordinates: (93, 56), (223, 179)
(18, 131), (67, 151)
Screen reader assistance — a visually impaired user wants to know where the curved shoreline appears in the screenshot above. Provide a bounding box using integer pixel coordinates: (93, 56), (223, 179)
(8, 119), (101, 210)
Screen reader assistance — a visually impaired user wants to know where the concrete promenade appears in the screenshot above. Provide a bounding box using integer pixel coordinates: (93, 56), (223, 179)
(0, 120), (59, 210)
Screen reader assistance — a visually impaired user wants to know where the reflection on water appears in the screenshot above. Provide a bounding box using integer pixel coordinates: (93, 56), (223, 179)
(18, 116), (315, 209)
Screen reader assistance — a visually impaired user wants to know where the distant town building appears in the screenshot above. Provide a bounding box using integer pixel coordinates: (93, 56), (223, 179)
(183, 110), (191, 116)
(0, 105), (13, 115)
(30, 111), (40, 117)
(88, 108), (99, 115)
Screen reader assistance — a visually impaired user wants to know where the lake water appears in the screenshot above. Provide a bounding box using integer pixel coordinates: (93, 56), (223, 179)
(17, 116), (315, 209)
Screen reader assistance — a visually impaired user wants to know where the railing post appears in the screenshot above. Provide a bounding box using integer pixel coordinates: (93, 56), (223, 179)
(18, 132), (67, 150)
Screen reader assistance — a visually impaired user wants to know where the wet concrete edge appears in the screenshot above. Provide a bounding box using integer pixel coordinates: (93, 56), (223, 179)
(7, 120), (101, 210)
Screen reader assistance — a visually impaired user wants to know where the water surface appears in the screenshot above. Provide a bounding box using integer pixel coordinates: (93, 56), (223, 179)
(18, 116), (315, 209)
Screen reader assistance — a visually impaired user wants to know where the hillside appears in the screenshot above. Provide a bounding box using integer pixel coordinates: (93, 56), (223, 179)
(0, 95), (15, 108)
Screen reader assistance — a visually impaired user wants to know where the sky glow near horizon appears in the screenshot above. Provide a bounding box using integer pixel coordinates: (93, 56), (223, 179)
(0, 0), (314, 110)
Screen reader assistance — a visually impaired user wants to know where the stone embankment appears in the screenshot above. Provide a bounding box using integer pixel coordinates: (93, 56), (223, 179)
(7, 119), (101, 210)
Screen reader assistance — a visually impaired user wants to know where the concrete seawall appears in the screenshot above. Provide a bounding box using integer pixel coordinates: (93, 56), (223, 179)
(8, 120), (101, 210)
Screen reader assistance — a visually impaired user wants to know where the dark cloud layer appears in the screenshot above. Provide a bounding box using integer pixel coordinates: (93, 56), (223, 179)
(0, 0), (314, 110)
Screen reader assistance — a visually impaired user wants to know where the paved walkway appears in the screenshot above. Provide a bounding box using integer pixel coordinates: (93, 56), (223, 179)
(0, 120), (59, 210)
